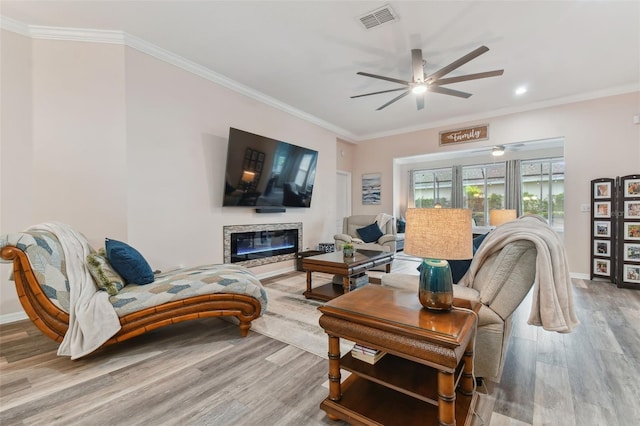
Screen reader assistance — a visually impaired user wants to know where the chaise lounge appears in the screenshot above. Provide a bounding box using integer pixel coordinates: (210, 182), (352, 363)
(1, 223), (268, 359)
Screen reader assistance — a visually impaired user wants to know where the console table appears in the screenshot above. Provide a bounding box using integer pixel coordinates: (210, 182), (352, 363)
(318, 285), (478, 426)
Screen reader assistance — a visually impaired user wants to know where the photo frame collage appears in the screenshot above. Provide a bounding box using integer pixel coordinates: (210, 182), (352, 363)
(621, 176), (640, 285)
(591, 175), (640, 287)
(592, 179), (614, 280)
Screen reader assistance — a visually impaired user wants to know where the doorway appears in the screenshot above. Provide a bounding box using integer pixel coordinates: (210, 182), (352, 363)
(336, 171), (351, 234)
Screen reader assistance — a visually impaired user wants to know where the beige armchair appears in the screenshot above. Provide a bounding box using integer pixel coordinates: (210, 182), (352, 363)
(381, 239), (537, 381)
(334, 214), (397, 253)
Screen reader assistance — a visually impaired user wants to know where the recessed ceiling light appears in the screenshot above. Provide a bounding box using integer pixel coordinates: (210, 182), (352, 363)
(515, 86), (528, 95)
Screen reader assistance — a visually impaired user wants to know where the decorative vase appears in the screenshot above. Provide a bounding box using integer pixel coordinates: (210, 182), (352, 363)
(418, 259), (453, 311)
(343, 247), (355, 257)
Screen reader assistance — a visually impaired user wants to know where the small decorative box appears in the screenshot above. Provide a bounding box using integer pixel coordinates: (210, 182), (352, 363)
(318, 242), (335, 253)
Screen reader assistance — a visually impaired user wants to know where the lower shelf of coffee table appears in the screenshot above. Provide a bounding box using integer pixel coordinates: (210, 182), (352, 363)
(321, 374), (476, 426)
(304, 282), (368, 301)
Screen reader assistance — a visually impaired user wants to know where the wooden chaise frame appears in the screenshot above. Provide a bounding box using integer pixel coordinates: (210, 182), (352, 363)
(1, 245), (263, 353)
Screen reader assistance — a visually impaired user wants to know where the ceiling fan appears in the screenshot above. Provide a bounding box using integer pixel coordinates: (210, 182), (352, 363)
(472, 143), (526, 156)
(351, 46), (504, 110)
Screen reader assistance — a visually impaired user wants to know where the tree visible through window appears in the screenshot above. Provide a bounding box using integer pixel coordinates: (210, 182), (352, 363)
(412, 168), (452, 208)
(521, 158), (564, 228)
(410, 156), (564, 231)
(462, 163), (506, 226)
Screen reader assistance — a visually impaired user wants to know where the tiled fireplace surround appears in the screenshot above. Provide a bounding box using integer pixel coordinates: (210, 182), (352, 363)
(223, 222), (303, 267)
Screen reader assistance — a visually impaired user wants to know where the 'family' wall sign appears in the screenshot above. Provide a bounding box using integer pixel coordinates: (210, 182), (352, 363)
(439, 124), (489, 146)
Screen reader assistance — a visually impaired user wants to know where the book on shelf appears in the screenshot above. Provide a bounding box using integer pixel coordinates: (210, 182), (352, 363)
(351, 344), (386, 365)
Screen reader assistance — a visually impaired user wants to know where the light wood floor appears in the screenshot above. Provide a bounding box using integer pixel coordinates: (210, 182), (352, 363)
(1, 259), (639, 425)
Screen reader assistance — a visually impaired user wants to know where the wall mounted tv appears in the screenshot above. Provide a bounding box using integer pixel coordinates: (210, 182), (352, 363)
(222, 128), (319, 208)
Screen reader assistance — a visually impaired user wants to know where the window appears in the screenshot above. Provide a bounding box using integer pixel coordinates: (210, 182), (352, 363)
(462, 163), (506, 226)
(521, 158), (564, 228)
(409, 154), (564, 231)
(412, 168), (452, 208)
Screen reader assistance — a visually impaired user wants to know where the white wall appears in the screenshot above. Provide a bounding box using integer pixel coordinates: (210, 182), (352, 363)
(0, 30), (34, 318)
(123, 47), (337, 269)
(0, 32), (339, 319)
(351, 92), (640, 276)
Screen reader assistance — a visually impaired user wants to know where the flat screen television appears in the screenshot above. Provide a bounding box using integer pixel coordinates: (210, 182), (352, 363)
(222, 128), (318, 208)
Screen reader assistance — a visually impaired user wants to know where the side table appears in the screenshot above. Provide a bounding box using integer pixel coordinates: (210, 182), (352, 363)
(318, 285), (478, 426)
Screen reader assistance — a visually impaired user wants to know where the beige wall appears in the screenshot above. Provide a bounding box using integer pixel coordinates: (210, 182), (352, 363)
(336, 138), (355, 173)
(1, 32), (338, 319)
(351, 92), (640, 275)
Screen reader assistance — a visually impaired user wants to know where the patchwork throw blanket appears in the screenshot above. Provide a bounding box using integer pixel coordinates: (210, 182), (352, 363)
(459, 215), (579, 333)
(28, 222), (121, 359)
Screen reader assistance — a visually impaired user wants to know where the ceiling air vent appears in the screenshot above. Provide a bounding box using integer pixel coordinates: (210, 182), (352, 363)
(359, 4), (398, 30)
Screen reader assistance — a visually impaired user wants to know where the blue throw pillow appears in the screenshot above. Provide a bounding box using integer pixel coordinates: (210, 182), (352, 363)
(105, 238), (155, 285)
(356, 222), (384, 243)
(417, 232), (489, 283)
(396, 219), (406, 233)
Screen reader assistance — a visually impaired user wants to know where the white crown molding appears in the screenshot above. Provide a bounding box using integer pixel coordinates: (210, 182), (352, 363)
(0, 15), (356, 140)
(358, 84), (640, 141)
(0, 15), (30, 36)
(2, 15), (635, 143)
(122, 33), (356, 140)
(29, 25), (124, 44)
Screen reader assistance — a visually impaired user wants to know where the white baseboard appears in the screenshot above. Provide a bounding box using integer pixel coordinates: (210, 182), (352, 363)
(0, 311), (28, 324)
(255, 266), (295, 280)
(570, 272), (590, 280)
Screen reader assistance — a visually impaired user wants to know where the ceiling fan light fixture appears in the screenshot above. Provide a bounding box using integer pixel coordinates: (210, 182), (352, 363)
(492, 146), (506, 156)
(412, 84), (427, 94)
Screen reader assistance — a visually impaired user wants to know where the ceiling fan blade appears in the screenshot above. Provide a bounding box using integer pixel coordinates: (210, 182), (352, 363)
(350, 87), (409, 99)
(431, 70), (504, 86)
(428, 85), (472, 99)
(376, 90), (410, 110)
(411, 49), (424, 82)
(426, 45), (490, 82)
(357, 72), (410, 86)
(416, 94), (424, 110)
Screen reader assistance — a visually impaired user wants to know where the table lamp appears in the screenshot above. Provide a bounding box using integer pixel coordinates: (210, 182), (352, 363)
(404, 208), (473, 311)
(489, 209), (517, 226)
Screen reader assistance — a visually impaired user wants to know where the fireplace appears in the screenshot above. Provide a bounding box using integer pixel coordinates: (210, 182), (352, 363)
(223, 222), (302, 267)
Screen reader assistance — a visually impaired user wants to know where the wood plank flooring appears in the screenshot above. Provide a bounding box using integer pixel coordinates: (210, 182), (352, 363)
(1, 257), (639, 425)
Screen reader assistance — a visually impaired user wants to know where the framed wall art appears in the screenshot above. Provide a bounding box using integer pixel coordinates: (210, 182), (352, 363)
(594, 240), (610, 257)
(623, 264), (640, 284)
(624, 178), (640, 197)
(624, 200), (640, 219)
(623, 243), (640, 262)
(362, 173), (381, 205)
(593, 201), (610, 218)
(593, 259), (610, 276)
(624, 223), (640, 240)
(594, 181), (611, 199)
(594, 221), (611, 238)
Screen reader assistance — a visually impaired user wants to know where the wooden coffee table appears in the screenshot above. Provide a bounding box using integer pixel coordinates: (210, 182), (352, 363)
(302, 249), (393, 301)
(318, 285), (478, 426)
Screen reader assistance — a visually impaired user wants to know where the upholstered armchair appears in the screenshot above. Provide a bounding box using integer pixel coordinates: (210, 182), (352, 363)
(382, 239), (537, 381)
(334, 214), (397, 253)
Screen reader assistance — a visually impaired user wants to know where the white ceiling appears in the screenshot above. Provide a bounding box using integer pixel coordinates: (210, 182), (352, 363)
(2, 1), (639, 141)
